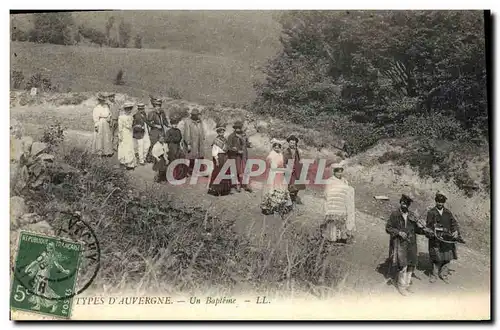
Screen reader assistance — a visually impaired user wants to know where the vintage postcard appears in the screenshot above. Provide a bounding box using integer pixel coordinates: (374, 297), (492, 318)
(9, 10), (491, 320)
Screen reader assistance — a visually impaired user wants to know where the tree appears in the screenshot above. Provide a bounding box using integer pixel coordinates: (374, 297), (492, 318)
(28, 12), (75, 45)
(78, 25), (106, 47)
(134, 34), (143, 49)
(118, 19), (132, 48)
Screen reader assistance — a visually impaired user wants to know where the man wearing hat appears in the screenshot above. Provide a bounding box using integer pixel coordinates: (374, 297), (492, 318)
(147, 97), (170, 162)
(385, 194), (428, 296)
(132, 103), (151, 165)
(91, 93), (113, 157)
(425, 192), (461, 283)
(283, 134), (305, 205)
(227, 120), (252, 192)
(117, 102), (137, 170)
(182, 107), (206, 176)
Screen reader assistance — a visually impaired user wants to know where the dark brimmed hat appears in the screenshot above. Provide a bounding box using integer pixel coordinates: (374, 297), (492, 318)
(107, 93), (116, 98)
(233, 120), (243, 129)
(191, 108), (200, 115)
(97, 93), (106, 101)
(286, 134), (299, 143)
(435, 191), (447, 203)
(400, 194), (413, 205)
(169, 114), (182, 125)
(215, 126), (226, 133)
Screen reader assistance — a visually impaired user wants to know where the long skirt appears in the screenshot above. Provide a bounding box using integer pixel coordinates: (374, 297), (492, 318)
(118, 131), (137, 168)
(92, 119), (113, 156)
(321, 214), (354, 242)
(208, 154), (232, 196)
(153, 156), (167, 182)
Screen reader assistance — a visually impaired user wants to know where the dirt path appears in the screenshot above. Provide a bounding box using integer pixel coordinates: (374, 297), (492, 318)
(57, 128), (489, 299)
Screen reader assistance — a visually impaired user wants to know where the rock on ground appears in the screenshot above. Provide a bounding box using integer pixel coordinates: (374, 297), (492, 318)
(10, 196), (27, 229)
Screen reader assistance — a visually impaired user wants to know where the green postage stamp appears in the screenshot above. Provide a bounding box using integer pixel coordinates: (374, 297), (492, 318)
(10, 231), (82, 319)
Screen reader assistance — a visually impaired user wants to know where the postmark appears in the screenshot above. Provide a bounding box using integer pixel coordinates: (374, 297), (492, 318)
(11, 211), (101, 318)
(10, 232), (82, 319)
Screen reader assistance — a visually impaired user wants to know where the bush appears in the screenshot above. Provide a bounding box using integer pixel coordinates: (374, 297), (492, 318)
(378, 151), (401, 164)
(115, 69), (125, 85)
(11, 71), (24, 90)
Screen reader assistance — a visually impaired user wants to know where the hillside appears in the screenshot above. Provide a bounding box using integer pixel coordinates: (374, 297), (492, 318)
(11, 41), (265, 104)
(10, 11), (282, 63)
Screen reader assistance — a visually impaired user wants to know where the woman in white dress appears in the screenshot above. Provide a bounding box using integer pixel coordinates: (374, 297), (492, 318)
(118, 102), (137, 170)
(261, 138), (292, 215)
(92, 93), (113, 156)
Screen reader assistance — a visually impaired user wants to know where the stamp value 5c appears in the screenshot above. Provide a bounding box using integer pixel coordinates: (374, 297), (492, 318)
(10, 231), (82, 319)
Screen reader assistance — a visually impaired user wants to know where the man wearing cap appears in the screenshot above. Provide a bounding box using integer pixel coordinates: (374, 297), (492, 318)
(283, 134), (305, 205)
(227, 120), (252, 192)
(182, 108), (206, 176)
(92, 93), (113, 157)
(118, 102), (137, 170)
(133, 103), (151, 166)
(107, 93), (121, 152)
(385, 194), (428, 296)
(147, 97), (169, 162)
(425, 192), (461, 283)
(322, 162), (355, 244)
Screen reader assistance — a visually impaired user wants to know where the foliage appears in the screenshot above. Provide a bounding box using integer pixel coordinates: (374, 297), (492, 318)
(11, 71), (24, 89)
(115, 69), (125, 86)
(166, 87), (182, 100)
(28, 12), (75, 45)
(105, 16), (116, 46)
(254, 11), (488, 154)
(11, 26), (28, 42)
(118, 19), (132, 48)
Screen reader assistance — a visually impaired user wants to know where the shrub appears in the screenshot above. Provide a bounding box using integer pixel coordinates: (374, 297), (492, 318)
(41, 121), (66, 152)
(115, 69), (125, 85)
(11, 71), (24, 90)
(166, 87), (182, 100)
(57, 93), (88, 105)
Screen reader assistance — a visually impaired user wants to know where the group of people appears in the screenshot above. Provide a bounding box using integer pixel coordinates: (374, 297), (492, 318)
(91, 93), (204, 179)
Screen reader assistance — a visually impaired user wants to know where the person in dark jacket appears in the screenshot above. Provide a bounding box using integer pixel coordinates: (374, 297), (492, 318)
(146, 97), (169, 162)
(283, 134), (305, 205)
(132, 103), (151, 165)
(425, 192), (461, 283)
(385, 194), (430, 296)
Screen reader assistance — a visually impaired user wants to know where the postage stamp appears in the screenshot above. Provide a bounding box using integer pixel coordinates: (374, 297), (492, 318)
(10, 231), (82, 319)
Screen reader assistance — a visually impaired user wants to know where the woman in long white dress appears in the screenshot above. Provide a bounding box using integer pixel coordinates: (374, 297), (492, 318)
(92, 93), (113, 156)
(118, 102), (137, 170)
